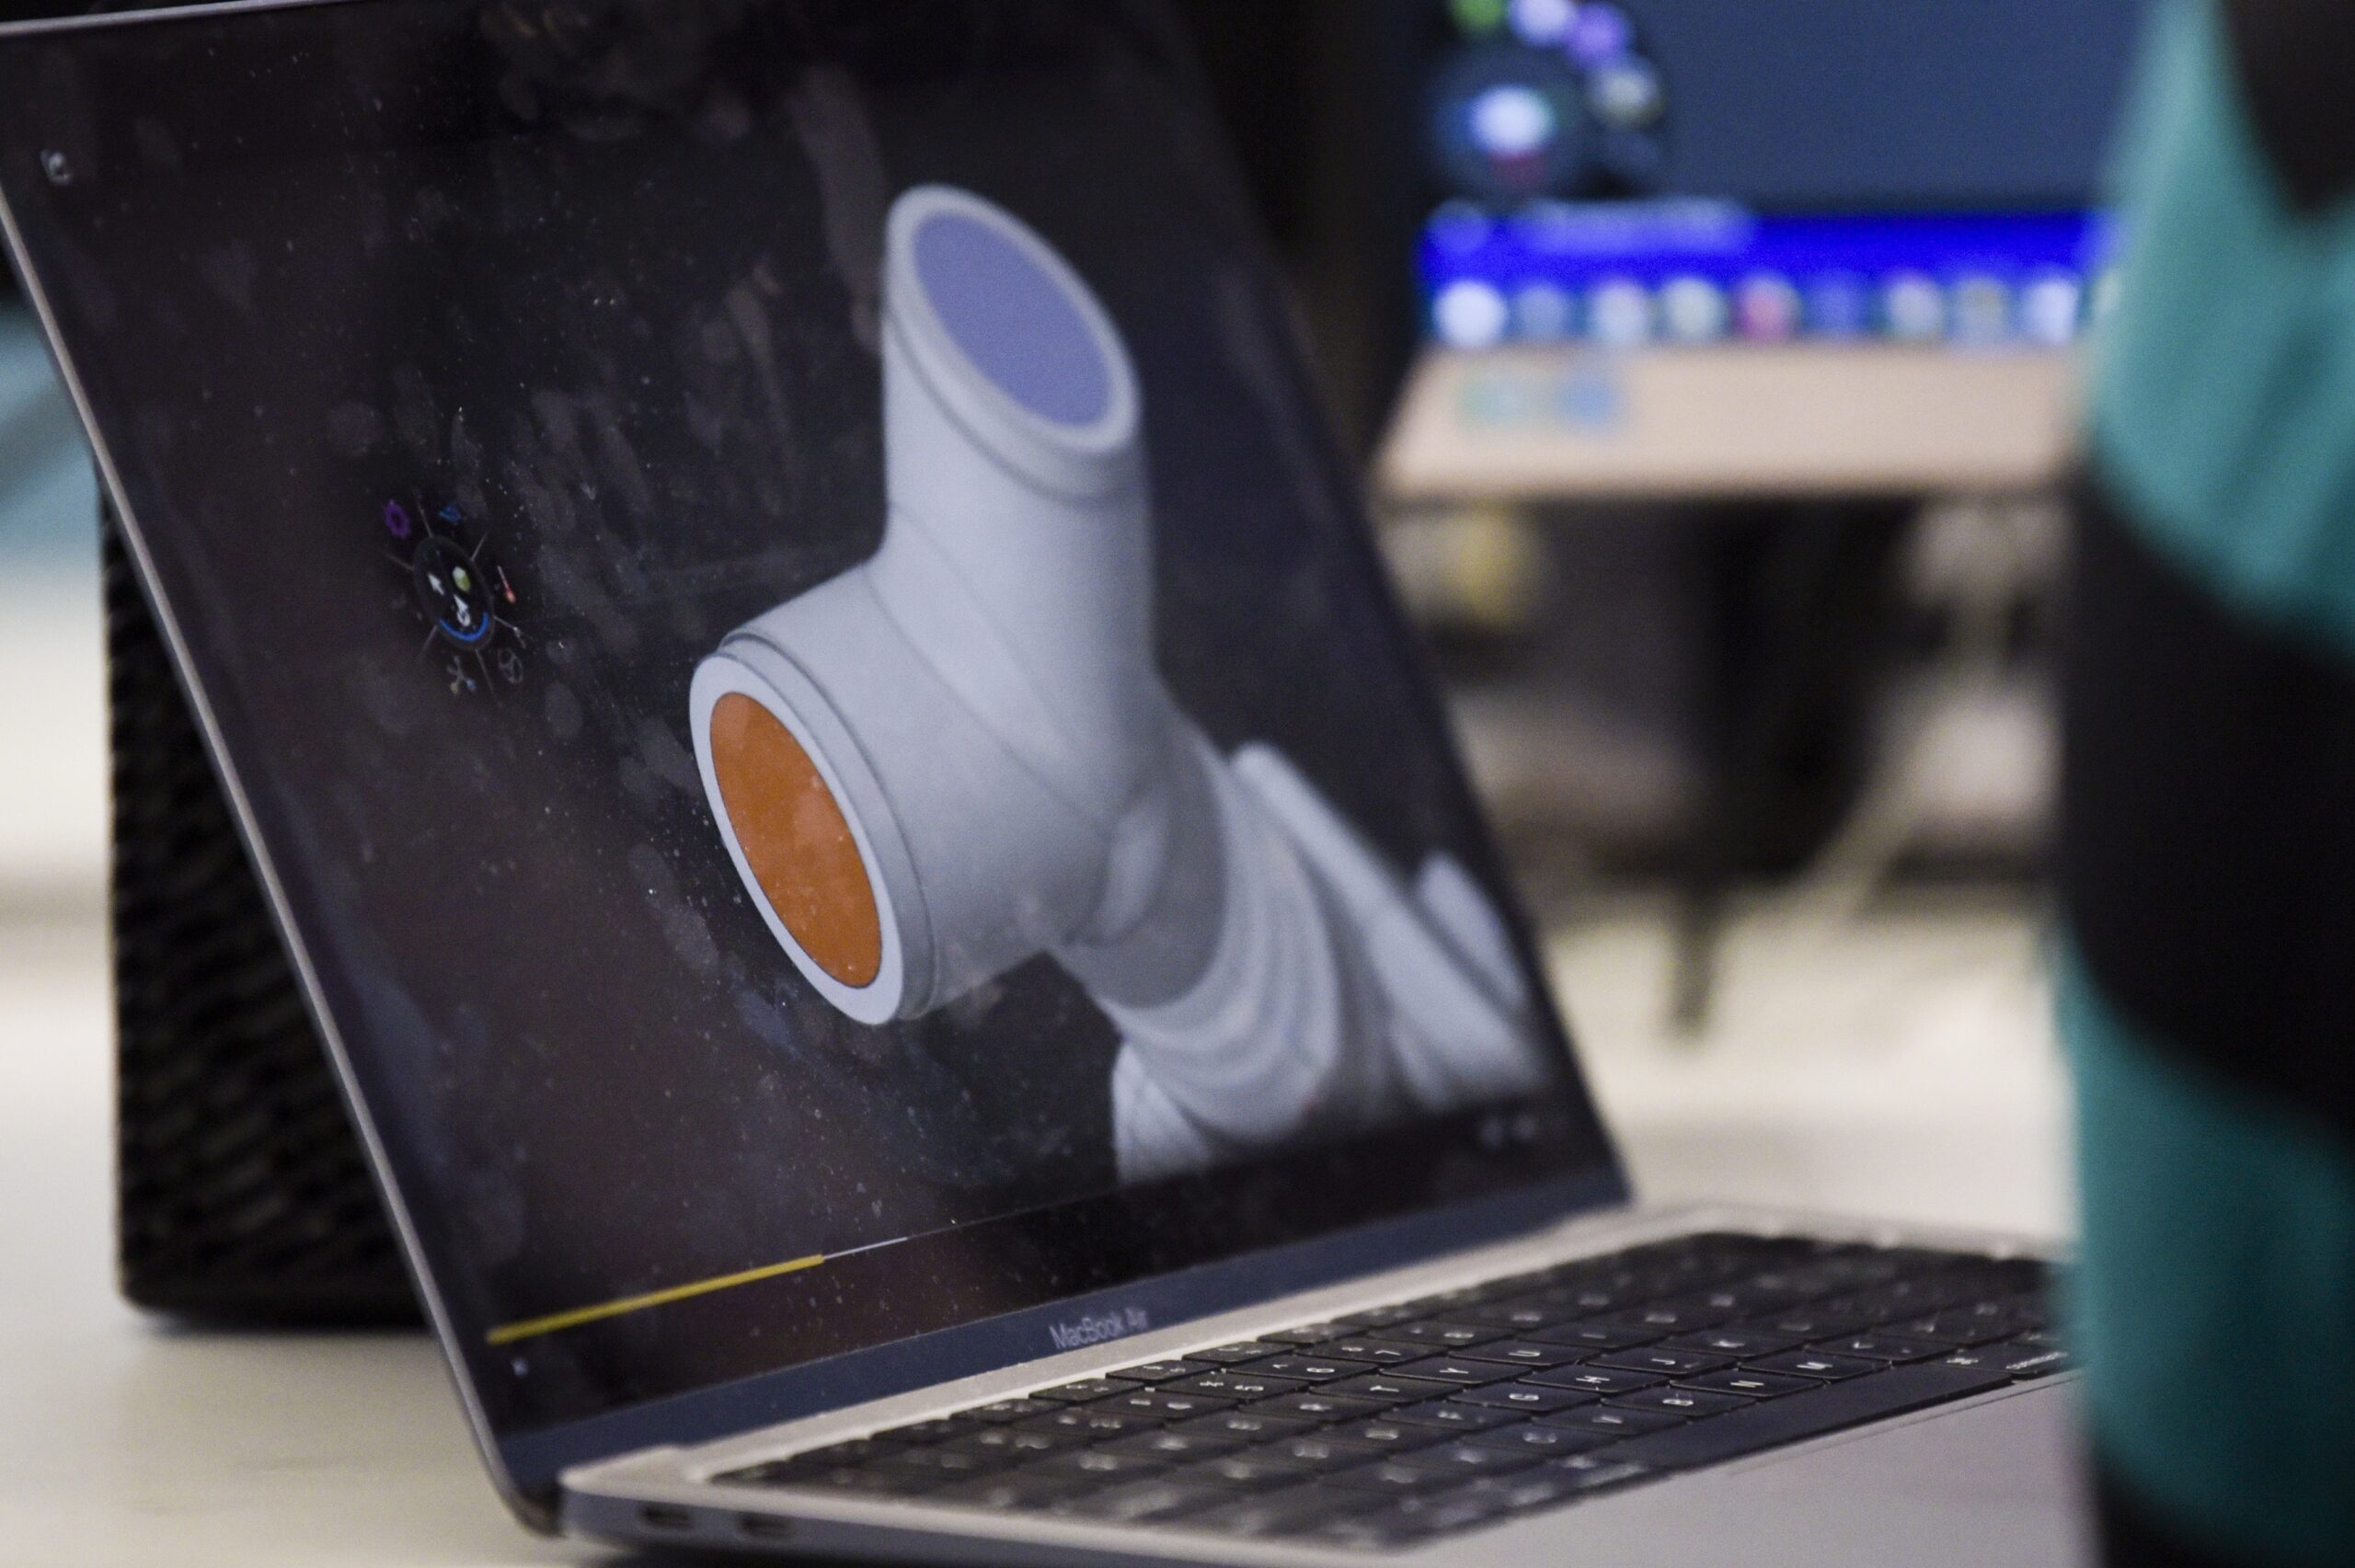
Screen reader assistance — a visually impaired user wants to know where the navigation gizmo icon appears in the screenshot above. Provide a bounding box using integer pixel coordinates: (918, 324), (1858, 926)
(381, 493), (526, 697)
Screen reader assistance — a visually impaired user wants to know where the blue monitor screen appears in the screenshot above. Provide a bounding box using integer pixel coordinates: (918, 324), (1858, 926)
(1420, 0), (2150, 349)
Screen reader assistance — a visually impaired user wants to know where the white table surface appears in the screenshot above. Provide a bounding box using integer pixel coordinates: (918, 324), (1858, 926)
(0, 918), (592, 1567)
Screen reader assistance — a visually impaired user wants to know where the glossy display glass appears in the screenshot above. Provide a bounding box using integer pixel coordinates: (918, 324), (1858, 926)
(0, 0), (1615, 1461)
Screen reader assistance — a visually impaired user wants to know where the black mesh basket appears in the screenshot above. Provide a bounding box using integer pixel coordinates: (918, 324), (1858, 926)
(107, 505), (419, 1323)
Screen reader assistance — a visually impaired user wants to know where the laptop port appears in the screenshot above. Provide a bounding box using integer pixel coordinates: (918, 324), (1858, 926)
(740, 1514), (798, 1542)
(638, 1505), (693, 1532)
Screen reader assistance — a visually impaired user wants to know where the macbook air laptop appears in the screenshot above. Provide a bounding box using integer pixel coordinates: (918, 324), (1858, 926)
(0, 1), (2085, 1562)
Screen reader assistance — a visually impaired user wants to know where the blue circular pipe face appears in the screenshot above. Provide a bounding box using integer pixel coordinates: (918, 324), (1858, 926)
(913, 209), (1111, 428)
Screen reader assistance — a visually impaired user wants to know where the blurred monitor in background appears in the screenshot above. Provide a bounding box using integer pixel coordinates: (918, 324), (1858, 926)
(1385, 0), (2152, 500)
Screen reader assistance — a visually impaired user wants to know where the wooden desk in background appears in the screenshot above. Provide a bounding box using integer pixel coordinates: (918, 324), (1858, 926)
(1381, 344), (2080, 504)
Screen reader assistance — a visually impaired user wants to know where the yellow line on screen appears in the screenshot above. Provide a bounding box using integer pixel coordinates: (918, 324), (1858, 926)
(485, 1253), (828, 1346)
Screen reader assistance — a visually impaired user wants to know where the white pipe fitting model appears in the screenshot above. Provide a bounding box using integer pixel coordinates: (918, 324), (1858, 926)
(692, 186), (1545, 1179)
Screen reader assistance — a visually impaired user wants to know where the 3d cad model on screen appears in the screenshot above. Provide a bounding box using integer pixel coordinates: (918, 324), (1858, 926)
(690, 185), (1547, 1182)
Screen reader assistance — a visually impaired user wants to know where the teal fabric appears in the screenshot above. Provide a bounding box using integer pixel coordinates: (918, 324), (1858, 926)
(2063, 956), (2355, 1566)
(2075, 6), (2355, 1558)
(2090, 0), (2355, 662)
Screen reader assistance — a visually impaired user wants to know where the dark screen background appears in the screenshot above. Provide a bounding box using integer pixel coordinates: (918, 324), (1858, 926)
(1614, 0), (2148, 211)
(0, 0), (1613, 1435)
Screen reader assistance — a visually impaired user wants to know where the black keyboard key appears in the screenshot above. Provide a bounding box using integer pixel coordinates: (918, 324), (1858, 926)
(1886, 1302), (2042, 1347)
(1024, 1448), (1175, 1482)
(1606, 1386), (1752, 1419)
(1102, 1428), (1246, 1463)
(1331, 1417), (1452, 1452)
(1324, 1460), (1464, 1494)
(1261, 1434), (1390, 1472)
(1522, 1283), (1641, 1317)
(1314, 1338), (1424, 1366)
(929, 1471), (1088, 1511)
(1187, 1485), (1372, 1538)
(1936, 1342), (2075, 1379)
(1662, 1328), (1804, 1358)
(1261, 1322), (1355, 1346)
(1189, 1341), (1286, 1365)
(1538, 1404), (1685, 1438)
(1814, 1333), (1944, 1363)
(1528, 1319), (1665, 1352)
(1113, 1359), (1213, 1383)
(1250, 1391), (1391, 1424)
(1301, 1511), (1435, 1551)
(1390, 1357), (1514, 1386)
(784, 1436), (904, 1469)
(1034, 1377), (1141, 1403)
(1746, 1351), (1881, 1381)
(1679, 1368), (1821, 1400)
(965, 1398), (1059, 1424)
(1455, 1339), (1588, 1370)
(883, 1416), (976, 1444)
(1614, 1300), (1734, 1333)
(1385, 1398), (1522, 1431)
(1881, 1315), (2016, 1349)
(1174, 1409), (1320, 1443)
(1181, 1452), (1317, 1491)
(1450, 1380), (1595, 1414)
(1542, 1453), (1656, 1493)
(1686, 1276), (1837, 1313)
(1768, 1250), (1904, 1290)
(1099, 1389), (1238, 1421)
(1333, 1303), (1424, 1330)
(947, 1428), (1079, 1461)
(1465, 1421), (1615, 1457)
(1840, 1277), (1981, 1319)
(883, 1448), (1009, 1481)
(1742, 1304), (1882, 1340)
(1464, 1463), (1620, 1517)
(784, 1465), (926, 1495)
(1961, 1257), (2049, 1293)
(1992, 1343), (2074, 1379)
(1634, 1289), (1754, 1327)
(1524, 1365), (1664, 1396)
(1247, 1355), (1373, 1382)
(1324, 1492), (1501, 1546)
(1384, 1320), (1507, 1348)
(1051, 1477), (1225, 1524)
(1172, 1371), (1306, 1402)
(1020, 1405), (1155, 1440)
(1598, 1359), (2016, 1470)
(1323, 1373), (1464, 1404)
(1458, 1299), (1573, 1333)
(1592, 1346), (1735, 1379)
(1396, 1438), (1545, 1477)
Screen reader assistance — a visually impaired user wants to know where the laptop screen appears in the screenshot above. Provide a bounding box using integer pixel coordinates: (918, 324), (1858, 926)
(0, 0), (1613, 1449)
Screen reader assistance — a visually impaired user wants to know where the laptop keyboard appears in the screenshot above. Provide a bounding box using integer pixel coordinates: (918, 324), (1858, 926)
(715, 1231), (2062, 1551)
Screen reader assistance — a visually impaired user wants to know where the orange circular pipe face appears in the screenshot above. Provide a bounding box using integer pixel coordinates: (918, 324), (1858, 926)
(707, 692), (883, 988)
